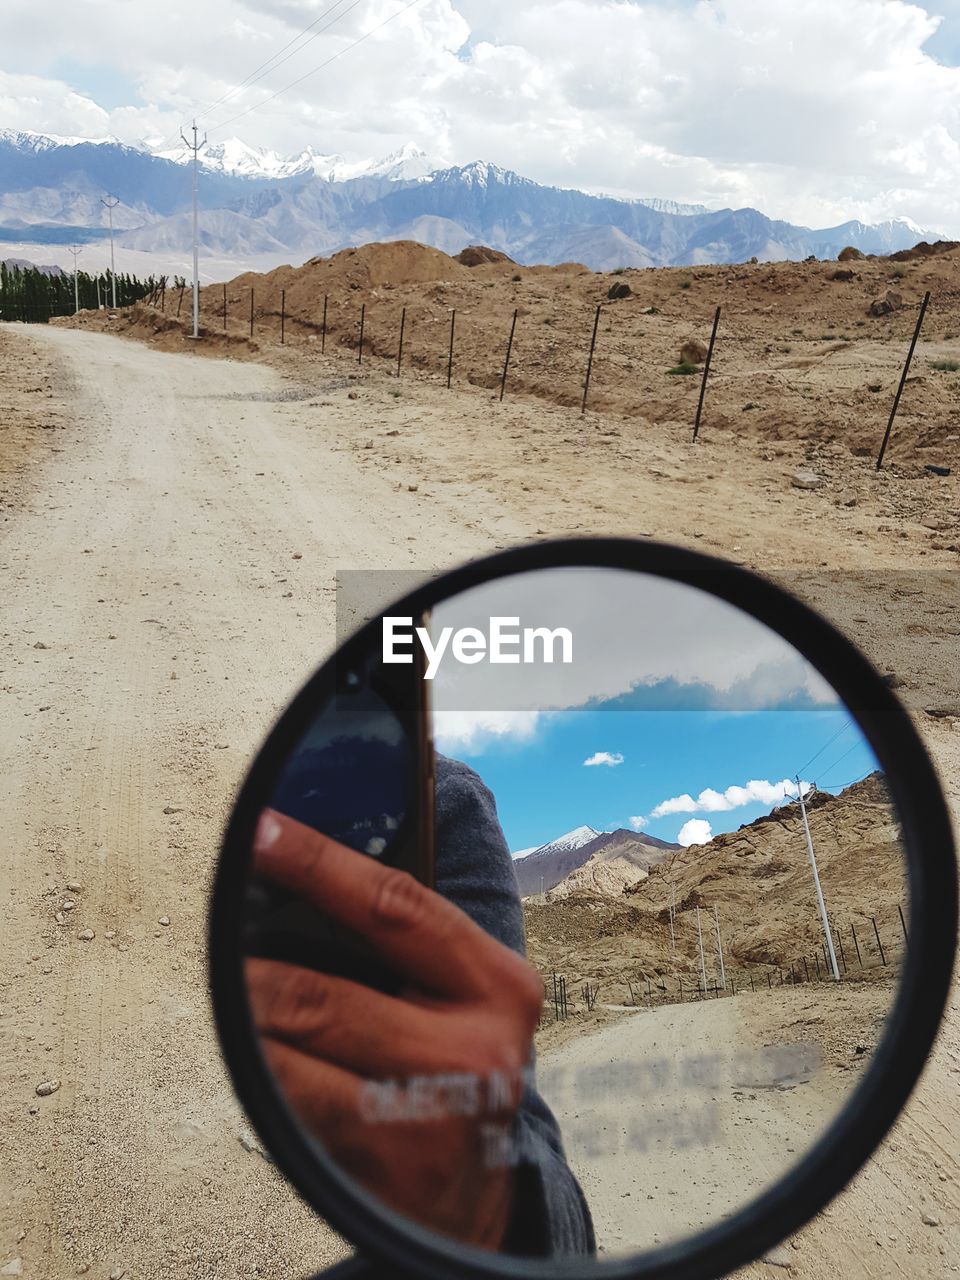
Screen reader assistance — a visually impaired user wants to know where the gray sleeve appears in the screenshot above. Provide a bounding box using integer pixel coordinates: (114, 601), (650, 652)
(434, 756), (596, 1259)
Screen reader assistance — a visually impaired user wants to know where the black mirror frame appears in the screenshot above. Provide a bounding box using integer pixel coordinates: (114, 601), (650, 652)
(209, 537), (957, 1280)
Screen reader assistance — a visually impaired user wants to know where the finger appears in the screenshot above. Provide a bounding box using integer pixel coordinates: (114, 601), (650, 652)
(252, 808), (531, 1003)
(247, 956), (463, 1078)
(260, 1035), (361, 1138)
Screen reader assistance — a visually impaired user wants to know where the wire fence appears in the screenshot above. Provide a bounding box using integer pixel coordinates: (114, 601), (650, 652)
(540, 899), (908, 1022)
(134, 278), (936, 469)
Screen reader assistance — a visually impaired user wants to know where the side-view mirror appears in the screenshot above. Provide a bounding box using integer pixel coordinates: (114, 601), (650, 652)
(209, 538), (957, 1280)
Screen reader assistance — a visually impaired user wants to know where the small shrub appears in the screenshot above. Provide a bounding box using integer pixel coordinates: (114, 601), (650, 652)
(680, 280), (692, 290)
(611, 267), (626, 276)
(389, 389), (402, 397)
(667, 361), (699, 376)
(930, 358), (960, 372)
(512, 273), (522, 282)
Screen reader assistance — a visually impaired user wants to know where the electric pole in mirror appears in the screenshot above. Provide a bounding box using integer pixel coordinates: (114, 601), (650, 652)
(797, 777), (841, 980)
(179, 121), (207, 339)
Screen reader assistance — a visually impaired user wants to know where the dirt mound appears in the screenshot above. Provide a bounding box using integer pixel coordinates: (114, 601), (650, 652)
(889, 239), (960, 262)
(455, 245), (516, 267)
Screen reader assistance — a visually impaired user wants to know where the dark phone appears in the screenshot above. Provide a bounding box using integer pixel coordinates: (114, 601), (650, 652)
(242, 617), (435, 987)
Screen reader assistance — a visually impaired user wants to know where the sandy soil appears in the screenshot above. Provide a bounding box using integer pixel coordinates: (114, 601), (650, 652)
(1, 308), (958, 1279)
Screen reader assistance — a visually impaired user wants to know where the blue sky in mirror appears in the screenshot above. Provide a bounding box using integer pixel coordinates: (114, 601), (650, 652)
(4, 1), (960, 233)
(428, 566), (881, 855)
(444, 703), (878, 856)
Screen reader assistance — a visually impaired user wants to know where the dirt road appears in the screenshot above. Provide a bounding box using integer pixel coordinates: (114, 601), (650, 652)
(1, 323), (957, 1278)
(0, 326), (509, 1280)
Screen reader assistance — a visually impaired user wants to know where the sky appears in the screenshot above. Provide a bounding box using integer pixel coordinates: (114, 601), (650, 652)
(425, 567), (880, 851)
(3, 1), (960, 232)
(449, 705), (878, 854)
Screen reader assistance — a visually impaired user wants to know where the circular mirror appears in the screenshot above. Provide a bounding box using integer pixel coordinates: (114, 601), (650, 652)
(210, 540), (956, 1280)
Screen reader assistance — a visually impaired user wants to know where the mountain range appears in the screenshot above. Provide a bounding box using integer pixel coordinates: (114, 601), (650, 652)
(513, 825), (679, 898)
(0, 128), (940, 275)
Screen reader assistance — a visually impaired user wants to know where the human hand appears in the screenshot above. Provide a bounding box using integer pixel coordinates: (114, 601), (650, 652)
(245, 807), (544, 1249)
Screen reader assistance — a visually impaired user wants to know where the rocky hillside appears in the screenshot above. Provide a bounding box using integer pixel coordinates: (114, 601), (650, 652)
(524, 775), (907, 1002)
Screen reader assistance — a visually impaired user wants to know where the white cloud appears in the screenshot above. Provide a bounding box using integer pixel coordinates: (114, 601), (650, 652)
(650, 777), (812, 818)
(583, 751), (624, 767)
(629, 815), (649, 831)
(3, 1), (960, 230)
(678, 818), (713, 847)
(433, 708), (541, 752)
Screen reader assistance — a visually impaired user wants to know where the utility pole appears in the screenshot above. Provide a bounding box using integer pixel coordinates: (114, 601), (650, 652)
(797, 778), (841, 980)
(695, 906), (707, 993)
(713, 905), (726, 990)
(179, 121), (207, 339)
(68, 245), (81, 315)
(100, 195), (120, 308)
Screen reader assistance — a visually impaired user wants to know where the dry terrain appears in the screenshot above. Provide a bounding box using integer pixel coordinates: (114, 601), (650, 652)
(2, 240), (959, 1279)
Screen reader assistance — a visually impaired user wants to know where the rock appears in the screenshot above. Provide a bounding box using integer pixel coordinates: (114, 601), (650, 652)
(922, 1213), (941, 1227)
(607, 281), (631, 300)
(762, 1244), (793, 1268)
(924, 464), (951, 476)
(66, 881), (82, 893)
(62, 900), (76, 912)
(869, 291), (903, 317)
(162, 806), (183, 815)
(1, 1259), (23, 1276)
(33, 641), (49, 650)
(239, 1128), (263, 1155)
(109, 1268), (126, 1280)
(791, 470), (824, 490)
(830, 269), (856, 282)
(838, 246), (865, 261)
(347, 391), (359, 400)
(36, 1079), (61, 1096)
(680, 338), (709, 365)
(158, 916), (170, 927)
(291, 552), (302, 559)
(77, 929), (95, 941)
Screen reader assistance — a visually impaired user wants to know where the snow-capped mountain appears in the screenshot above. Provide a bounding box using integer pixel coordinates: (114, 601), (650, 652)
(514, 825), (600, 862)
(154, 135), (438, 183)
(0, 127), (943, 273)
(513, 825), (680, 898)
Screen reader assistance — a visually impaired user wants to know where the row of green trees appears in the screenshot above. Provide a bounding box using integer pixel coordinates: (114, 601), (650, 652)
(0, 262), (161, 323)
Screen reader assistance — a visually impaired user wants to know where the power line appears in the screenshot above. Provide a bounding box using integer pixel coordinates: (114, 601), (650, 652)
(794, 717), (853, 780)
(196, 0), (366, 125)
(206, 0), (427, 137)
(813, 738), (863, 787)
(153, 2), (363, 152)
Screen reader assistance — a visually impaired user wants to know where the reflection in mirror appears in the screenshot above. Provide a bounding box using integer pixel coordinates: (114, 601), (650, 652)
(240, 567), (907, 1263)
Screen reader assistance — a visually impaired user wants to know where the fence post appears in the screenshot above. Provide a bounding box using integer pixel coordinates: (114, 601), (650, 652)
(836, 927), (847, 973)
(898, 902), (909, 946)
(814, 952), (822, 982)
(500, 308), (518, 402)
(581, 305), (601, 415)
(851, 923), (863, 968)
(280, 289), (286, 344)
(249, 288), (254, 337)
(223, 282), (227, 331)
(447, 309), (456, 388)
(397, 306), (406, 377)
(802, 957), (810, 983)
(692, 304), (721, 442)
(358, 303), (365, 364)
(321, 294), (328, 353)
(872, 916), (887, 965)
(876, 291), (931, 470)
(177, 283), (185, 317)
